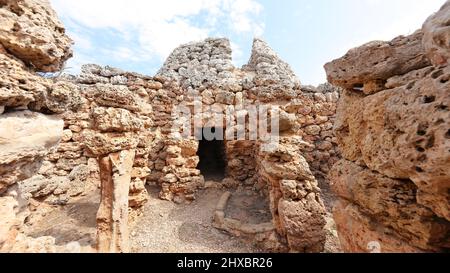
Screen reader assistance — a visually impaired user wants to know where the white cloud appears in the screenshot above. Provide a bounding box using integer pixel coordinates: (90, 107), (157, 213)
(50, 0), (264, 64)
(223, 0), (264, 35)
(230, 42), (244, 65)
(340, 0), (444, 55)
(138, 19), (210, 59)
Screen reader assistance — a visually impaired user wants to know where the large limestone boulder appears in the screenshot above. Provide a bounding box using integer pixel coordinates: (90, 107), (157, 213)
(334, 63), (450, 221)
(0, 44), (80, 112)
(326, 0), (450, 252)
(422, 0), (450, 66)
(0, 196), (22, 251)
(0, 0), (72, 72)
(0, 111), (64, 193)
(330, 160), (450, 251)
(0, 46), (48, 109)
(324, 31), (430, 93)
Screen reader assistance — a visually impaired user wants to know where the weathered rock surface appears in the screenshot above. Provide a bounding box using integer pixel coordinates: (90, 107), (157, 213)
(157, 38), (237, 91)
(330, 160), (450, 251)
(96, 149), (135, 253)
(92, 107), (144, 133)
(0, 111), (63, 193)
(324, 31), (430, 93)
(422, 1), (450, 66)
(333, 201), (426, 253)
(244, 39), (301, 101)
(0, 0), (77, 253)
(0, 196), (22, 251)
(333, 64), (450, 221)
(327, 1), (450, 253)
(0, 0), (72, 72)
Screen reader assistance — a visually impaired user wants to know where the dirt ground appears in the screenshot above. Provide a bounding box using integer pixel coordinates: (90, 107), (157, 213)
(23, 179), (341, 253)
(130, 186), (263, 253)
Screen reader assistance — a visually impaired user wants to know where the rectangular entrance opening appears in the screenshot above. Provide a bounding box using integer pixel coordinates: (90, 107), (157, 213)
(196, 127), (226, 181)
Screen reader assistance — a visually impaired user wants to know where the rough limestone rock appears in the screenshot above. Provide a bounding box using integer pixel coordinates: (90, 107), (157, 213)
(45, 81), (84, 114)
(157, 38), (238, 91)
(326, 1), (450, 253)
(422, 1), (450, 66)
(324, 30), (430, 93)
(0, 111), (63, 193)
(96, 149), (135, 253)
(0, 46), (79, 112)
(0, 196), (22, 251)
(258, 138), (327, 252)
(244, 39), (301, 101)
(87, 84), (147, 113)
(128, 178), (149, 208)
(0, 0), (75, 253)
(92, 107), (144, 133)
(330, 160), (450, 251)
(333, 201), (426, 253)
(334, 67), (450, 220)
(82, 130), (140, 156)
(0, 0), (72, 72)
(0, 46), (45, 108)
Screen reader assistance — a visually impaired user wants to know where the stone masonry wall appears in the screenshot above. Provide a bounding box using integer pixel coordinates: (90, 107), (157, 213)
(27, 37), (340, 252)
(0, 0), (341, 253)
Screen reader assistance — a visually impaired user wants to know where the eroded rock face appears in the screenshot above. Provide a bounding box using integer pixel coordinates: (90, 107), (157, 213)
(96, 150), (135, 253)
(0, 0), (77, 253)
(324, 31), (430, 93)
(0, 196), (22, 251)
(1, 0), (339, 253)
(422, 1), (450, 66)
(157, 38), (237, 91)
(0, 0), (72, 72)
(335, 67), (450, 212)
(244, 39), (301, 101)
(0, 111), (63, 193)
(330, 160), (449, 251)
(326, 1), (450, 252)
(0, 46), (81, 112)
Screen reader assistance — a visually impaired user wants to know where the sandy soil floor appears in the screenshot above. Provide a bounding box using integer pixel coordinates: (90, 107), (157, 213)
(130, 186), (263, 253)
(23, 179), (341, 253)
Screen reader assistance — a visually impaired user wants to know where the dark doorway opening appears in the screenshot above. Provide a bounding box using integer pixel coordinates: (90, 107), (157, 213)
(197, 128), (226, 181)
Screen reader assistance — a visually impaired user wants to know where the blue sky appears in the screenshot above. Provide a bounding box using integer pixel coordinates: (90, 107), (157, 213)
(50, 0), (446, 85)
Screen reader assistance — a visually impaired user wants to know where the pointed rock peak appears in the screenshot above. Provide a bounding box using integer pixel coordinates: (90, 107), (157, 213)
(244, 38), (301, 91)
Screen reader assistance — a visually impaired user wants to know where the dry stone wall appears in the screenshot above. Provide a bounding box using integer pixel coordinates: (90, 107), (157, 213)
(325, 1), (450, 253)
(34, 37), (340, 252)
(0, 0), (342, 253)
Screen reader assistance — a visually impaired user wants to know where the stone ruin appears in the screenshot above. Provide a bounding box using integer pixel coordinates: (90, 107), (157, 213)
(0, 0), (448, 253)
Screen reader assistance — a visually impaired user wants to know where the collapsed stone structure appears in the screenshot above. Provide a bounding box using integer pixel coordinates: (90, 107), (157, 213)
(0, 0), (88, 252)
(3, 0), (447, 254)
(325, 1), (450, 252)
(0, 0), (341, 253)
